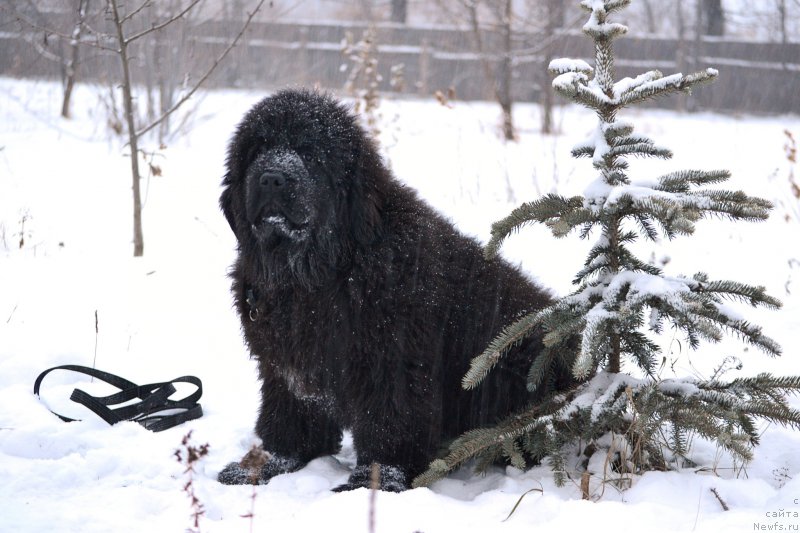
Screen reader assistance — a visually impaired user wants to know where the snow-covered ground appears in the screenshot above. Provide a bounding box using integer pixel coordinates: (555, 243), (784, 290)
(1, 77), (799, 533)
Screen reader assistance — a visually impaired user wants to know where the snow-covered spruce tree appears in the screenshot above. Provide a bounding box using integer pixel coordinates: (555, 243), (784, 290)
(414, 0), (800, 489)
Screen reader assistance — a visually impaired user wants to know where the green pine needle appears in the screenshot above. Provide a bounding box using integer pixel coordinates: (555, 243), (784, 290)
(656, 169), (731, 193)
(462, 310), (543, 390)
(485, 195), (590, 259)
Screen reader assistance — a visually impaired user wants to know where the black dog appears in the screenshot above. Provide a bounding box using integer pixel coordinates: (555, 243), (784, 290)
(218, 89), (565, 491)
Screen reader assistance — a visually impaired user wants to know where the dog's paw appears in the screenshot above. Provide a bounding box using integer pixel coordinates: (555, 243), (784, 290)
(332, 464), (409, 493)
(217, 452), (304, 485)
(217, 461), (255, 485)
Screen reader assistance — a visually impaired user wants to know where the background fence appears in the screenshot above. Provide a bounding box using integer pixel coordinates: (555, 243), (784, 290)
(1, 16), (798, 115)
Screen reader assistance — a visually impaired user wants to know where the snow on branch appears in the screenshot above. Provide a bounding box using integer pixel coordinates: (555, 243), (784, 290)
(579, 0), (631, 16)
(618, 69), (719, 107)
(548, 58), (594, 75)
(554, 68), (720, 111)
(552, 71), (612, 109)
(580, 0), (629, 41)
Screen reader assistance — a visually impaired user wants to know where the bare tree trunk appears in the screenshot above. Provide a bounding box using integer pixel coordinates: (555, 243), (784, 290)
(541, 0), (562, 134)
(61, 0), (89, 119)
(702, 0), (724, 36)
(496, 0), (514, 141)
(467, 1), (495, 101)
(157, 27), (172, 144)
(778, 0), (788, 70)
(358, 0), (374, 22)
(690, 0), (703, 112)
(390, 0), (407, 23)
(641, 0), (657, 33)
(466, 0), (514, 141)
(675, 0), (687, 113)
(417, 38), (430, 95)
(109, 0), (145, 257)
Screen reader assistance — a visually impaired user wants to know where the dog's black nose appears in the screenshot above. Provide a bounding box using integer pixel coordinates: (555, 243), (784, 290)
(259, 172), (286, 189)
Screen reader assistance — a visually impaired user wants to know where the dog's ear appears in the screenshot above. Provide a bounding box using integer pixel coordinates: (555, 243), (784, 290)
(219, 184), (237, 235)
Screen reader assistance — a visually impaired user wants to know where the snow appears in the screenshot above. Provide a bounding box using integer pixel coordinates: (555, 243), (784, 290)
(591, 121), (612, 166)
(606, 271), (692, 302)
(657, 377), (703, 397)
(625, 72), (686, 97)
(581, 1), (629, 39)
(562, 372), (639, 419)
(2, 77), (800, 532)
(552, 70), (591, 97)
(548, 58), (594, 75)
(612, 70), (663, 100)
(584, 175), (613, 208)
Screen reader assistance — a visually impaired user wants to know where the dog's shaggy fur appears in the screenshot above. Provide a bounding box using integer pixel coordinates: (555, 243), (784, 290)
(218, 89), (567, 491)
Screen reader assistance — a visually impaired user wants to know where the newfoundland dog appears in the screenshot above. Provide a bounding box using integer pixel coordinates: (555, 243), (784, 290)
(217, 89), (566, 491)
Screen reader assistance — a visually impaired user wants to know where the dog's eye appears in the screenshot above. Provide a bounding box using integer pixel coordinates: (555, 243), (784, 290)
(300, 152), (315, 164)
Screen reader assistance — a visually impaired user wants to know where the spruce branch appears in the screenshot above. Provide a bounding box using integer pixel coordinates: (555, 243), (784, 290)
(630, 212), (660, 241)
(739, 400), (800, 428)
(600, 119), (634, 141)
(612, 71), (665, 99)
(692, 279), (782, 310)
(581, 14), (628, 41)
(540, 302), (590, 347)
(527, 345), (558, 392)
(693, 190), (774, 222)
(572, 143), (595, 158)
(463, 310), (543, 390)
(637, 375), (800, 462)
(572, 240), (662, 283)
(552, 73), (612, 109)
(548, 58), (594, 76)
(485, 195), (591, 259)
(656, 169), (731, 193)
(574, 307), (614, 379)
(707, 374), (800, 406)
(612, 194), (702, 238)
(691, 307), (782, 356)
(608, 142), (673, 159)
(412, 394), (573, 488)
(611, 134), (658, 148)
(502, 438), (527, 470)
(620, 330), (661, 376)
(618, 69), (719, 108)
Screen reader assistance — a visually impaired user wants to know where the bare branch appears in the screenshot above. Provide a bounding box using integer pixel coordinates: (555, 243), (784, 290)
(510, 11), (585, 61)
(136, 0), (267, 138)
(124, 0), (202, 44)
(120, 0), (154, 24)
(464, 0), (496, 100)
(19, 31), (64, 63)
(107, 0), (145, 255)
(0, 4), (117, 52)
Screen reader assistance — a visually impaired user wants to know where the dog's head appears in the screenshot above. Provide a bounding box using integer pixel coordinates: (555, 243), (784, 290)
(220, 89), (387, 283)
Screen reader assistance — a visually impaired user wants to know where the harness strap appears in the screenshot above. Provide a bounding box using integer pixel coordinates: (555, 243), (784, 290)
(33, 365), (203, 432)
